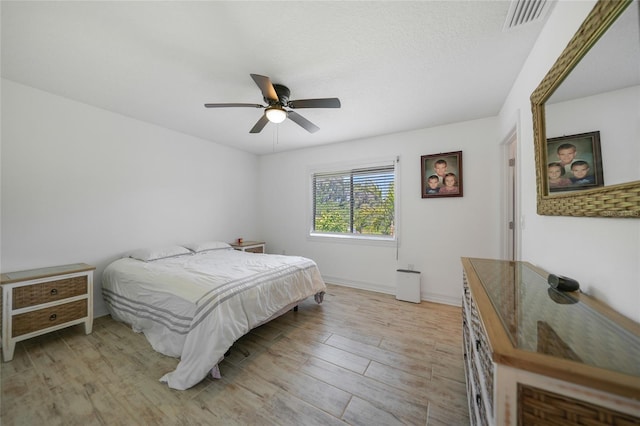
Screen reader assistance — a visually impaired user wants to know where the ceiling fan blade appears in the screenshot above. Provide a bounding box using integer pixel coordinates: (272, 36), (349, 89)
(204, 103), (263, 108)
(250, 74), (278, 102)
(288, 111), (320, 133)
(288, 98), (341, 109)
(249, 114), (270, 133)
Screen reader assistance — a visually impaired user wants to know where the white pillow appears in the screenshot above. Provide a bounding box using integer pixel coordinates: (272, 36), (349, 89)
(128, 245), (192, 262)
(182, 241), (231, 253)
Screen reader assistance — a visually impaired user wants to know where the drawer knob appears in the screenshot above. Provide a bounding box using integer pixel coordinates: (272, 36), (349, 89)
(50, 288), (58, 296)
(49, 313), (57, 321)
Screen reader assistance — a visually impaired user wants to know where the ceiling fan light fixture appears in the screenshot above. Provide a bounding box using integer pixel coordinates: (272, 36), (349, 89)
(265, 106), (287, 123)
(204, 74), (340, 133)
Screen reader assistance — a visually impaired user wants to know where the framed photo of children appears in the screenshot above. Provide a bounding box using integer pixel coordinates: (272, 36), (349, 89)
(421, 150), (463, 198)
(546, 131), (604, 193)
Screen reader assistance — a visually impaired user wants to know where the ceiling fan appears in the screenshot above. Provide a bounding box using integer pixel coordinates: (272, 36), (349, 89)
(204, 74), (341, 134)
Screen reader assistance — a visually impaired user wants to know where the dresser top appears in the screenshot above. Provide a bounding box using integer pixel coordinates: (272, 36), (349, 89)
(1, 263), (95, 284)
(463, 257), (640, 398)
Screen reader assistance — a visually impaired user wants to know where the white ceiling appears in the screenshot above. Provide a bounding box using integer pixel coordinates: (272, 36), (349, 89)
(1, 1), (553, 155)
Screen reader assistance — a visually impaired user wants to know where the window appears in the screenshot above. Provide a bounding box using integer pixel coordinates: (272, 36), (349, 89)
(311, 163), (396, 239)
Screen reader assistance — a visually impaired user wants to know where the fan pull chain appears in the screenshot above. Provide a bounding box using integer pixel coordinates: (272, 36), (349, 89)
(272, 124), (279, 153)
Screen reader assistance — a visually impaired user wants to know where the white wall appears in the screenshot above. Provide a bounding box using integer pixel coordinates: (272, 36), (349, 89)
(1, 79), (260, 316)
(499, 0), (640, 322)
(4, 0), (637, 325)
(258, 117), (502, 306)
(546, 85), (640, 185)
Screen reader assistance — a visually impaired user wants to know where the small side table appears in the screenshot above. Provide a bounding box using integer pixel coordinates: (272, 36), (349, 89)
(1, 263), (95, 361)
(230, 241), (265, 254)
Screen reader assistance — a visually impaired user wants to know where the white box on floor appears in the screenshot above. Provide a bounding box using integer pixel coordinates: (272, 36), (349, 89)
(396, 269), (421, 303)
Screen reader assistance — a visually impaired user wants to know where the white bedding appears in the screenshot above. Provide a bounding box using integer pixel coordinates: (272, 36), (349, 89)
(102, 248), (326, 390)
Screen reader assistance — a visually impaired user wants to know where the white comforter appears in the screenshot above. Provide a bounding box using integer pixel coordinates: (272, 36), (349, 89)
(102, 248), (326, 390)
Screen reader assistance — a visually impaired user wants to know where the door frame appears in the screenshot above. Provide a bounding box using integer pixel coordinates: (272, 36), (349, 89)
(502, 127), (520, 261)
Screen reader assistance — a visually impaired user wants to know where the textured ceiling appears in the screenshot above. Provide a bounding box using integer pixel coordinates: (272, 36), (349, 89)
(2, 1), (553, 155)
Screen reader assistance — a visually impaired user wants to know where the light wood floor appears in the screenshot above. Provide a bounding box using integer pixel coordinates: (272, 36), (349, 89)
(1, 284), (469, 425)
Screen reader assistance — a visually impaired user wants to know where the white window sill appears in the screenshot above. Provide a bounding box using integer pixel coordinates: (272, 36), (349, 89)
(308, 233), (397, 247)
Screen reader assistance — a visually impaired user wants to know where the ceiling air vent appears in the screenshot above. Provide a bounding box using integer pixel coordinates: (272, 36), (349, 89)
(504, 0), (552, 30)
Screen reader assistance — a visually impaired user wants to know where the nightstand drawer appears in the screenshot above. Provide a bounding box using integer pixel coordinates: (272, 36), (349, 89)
(12, 299), (87, 337)
(13, 276), (87, 309)
(244, 246), (264, 253)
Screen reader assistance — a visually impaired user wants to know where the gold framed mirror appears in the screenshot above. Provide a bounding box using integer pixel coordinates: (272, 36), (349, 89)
(531, 0), (640, 218)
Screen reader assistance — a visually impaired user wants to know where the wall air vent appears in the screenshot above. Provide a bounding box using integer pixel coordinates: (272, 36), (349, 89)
(504, 0), (553, 30)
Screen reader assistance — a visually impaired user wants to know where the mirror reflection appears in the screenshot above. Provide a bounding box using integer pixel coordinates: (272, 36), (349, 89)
(544, 0), (640, 190)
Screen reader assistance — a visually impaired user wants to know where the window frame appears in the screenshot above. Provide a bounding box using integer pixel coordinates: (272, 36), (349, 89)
(308, 158), (398, 244)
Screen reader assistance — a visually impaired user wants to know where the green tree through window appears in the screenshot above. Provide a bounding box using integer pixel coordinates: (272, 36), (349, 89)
(313, 165), (395, 238)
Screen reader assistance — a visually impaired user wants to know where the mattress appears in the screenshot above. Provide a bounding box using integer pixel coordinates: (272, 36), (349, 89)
(102, 248), (326, 390)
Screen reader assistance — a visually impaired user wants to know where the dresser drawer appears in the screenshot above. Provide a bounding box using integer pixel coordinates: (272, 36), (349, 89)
(12, 276), (87, 309)
(12, 299), (87, 337)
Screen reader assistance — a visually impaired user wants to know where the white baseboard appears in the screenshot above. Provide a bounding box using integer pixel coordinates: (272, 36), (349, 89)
(322, 275), (462, 307)
(422, 293), (462, 307)
(323, 275), (395, 296)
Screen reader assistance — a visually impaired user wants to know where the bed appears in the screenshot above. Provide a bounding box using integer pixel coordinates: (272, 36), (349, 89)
(101, 241), (326, 390)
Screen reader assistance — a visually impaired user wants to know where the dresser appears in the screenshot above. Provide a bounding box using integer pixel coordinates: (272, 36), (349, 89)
(461, 257), (640, 425)
(1, 263), (95, 362)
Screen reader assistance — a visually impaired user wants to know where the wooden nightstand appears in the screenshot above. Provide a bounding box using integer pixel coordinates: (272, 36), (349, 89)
(230, 241), (265, 254)
(1, 263), (95, 362)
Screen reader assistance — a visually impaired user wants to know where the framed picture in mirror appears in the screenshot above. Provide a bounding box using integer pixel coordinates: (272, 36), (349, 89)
(546, 131), (604, 193)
